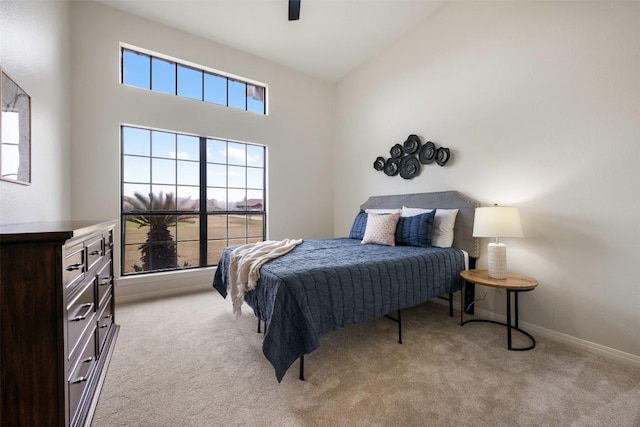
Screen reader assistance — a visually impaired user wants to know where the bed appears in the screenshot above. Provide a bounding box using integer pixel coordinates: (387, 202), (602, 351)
(212, 191), (480, 382)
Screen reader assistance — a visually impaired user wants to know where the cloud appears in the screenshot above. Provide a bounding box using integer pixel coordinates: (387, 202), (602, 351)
(227, 146), (245, 164)
(170, 151), (190, 160)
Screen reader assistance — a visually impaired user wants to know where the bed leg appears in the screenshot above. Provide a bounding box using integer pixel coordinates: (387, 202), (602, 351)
(299, 355), (305, 381)
(384, 310), (403, 343)
(256, 319), (267, 335)
(449, 292), (454, 317)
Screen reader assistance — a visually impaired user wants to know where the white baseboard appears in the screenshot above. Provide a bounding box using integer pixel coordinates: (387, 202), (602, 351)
(115, 267), (215, 303)
(517, 318), (640, 367)
(431, 298), (640, 368)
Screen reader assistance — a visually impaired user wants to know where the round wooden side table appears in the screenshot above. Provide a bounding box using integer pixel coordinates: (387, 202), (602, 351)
(459, 269), (538, 351)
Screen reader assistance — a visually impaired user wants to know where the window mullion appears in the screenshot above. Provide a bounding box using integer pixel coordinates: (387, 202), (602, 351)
(148, 54), (152, 90)
(199, 136), (207, 267)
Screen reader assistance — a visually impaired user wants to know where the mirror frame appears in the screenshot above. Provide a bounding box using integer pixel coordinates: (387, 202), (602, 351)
(1, 69), (31, 185)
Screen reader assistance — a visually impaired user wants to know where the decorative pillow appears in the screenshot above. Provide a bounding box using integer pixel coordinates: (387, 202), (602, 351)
(361, 212), (400, 246)
(349, 210), (368, 240)
(365, 208), (401, 215)
(395, 210), (436, 247)
(401, 206), (459, 247)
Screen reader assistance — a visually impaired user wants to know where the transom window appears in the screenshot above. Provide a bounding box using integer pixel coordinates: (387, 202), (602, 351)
(121, 125), (266, 275)
(120, 45), (267, 115)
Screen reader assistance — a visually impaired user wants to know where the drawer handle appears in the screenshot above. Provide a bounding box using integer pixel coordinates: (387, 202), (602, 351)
(98, 278), (112, 286)
(89, 250), (101, 255)
(83, 356), (94, 363)
(66, 263), (83, 271)
(100, 324), (109, 329)
(71, 303), (94, 321)
(70, 375), (88, 384)
(105, 242), (113, 248)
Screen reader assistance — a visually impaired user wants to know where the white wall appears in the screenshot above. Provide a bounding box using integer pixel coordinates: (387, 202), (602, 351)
(0, 0), (71, 223)
(69, 2), (335, 296)
(335, 1), (640, 357)
(3, 0), (636, 358)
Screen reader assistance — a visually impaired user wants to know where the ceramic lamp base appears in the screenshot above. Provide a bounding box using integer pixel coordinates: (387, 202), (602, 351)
(487, 242), (507, 279)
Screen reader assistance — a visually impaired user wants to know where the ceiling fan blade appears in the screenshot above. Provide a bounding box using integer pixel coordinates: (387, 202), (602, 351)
(289, 0), (300, 21)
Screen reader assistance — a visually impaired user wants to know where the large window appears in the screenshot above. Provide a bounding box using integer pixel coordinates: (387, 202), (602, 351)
(121, 126), (266, 275)
(121, 45), (267, 115)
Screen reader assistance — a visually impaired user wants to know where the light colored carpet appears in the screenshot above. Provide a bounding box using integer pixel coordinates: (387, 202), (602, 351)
(92, 289), (640, 426)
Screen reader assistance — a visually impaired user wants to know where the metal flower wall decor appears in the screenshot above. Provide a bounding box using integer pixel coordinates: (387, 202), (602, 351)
(373, 134), (451, 179)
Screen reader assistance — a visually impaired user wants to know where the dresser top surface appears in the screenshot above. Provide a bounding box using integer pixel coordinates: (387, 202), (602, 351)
(0, 220), (117, 244)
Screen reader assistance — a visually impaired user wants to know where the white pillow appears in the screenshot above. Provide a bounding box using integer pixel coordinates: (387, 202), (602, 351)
(401, 206), (459, 247)
(365, 208), (401, 215)
(401, 206), (433, 217)
(361, 212), (400, 246)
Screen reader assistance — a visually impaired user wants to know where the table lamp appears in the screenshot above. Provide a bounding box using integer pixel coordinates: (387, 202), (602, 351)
(472, 205), (523, 279)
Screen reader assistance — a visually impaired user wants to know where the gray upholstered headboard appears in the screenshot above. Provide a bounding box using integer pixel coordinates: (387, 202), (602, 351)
(360, 191), (480, 258)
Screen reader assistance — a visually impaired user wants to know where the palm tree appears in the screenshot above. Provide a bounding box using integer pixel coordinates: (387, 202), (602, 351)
(123, 191), (198, 271)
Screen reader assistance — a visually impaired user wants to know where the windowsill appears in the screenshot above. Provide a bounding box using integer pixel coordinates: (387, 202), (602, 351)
(116, 266), (217, 303)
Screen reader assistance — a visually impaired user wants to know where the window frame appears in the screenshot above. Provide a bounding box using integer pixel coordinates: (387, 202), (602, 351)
(120, 43), (268, 115)
(120, 125), (267, 276)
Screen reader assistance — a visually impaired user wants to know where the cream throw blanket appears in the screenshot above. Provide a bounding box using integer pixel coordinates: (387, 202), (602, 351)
(228, 239), (303, 315)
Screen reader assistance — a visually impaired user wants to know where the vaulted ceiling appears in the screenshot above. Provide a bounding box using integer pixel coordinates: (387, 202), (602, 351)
(94, 0), (446, 82)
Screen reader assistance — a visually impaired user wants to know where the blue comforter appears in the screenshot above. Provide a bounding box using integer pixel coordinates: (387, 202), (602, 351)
(212, 238), (465, 382)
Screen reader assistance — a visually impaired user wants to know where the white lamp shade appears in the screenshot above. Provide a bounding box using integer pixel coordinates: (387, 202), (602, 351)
(472, 206), (523, 238)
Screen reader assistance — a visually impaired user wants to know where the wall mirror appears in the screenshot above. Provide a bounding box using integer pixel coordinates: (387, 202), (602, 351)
(1, 70), (31, 185)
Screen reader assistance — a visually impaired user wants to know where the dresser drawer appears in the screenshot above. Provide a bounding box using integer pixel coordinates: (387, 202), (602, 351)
(68, 328), (97, 426)
(67, 280), (96, 360)
(96, 296), (114, 356)
(96, 260), (113, 308)
(86, 236), (103, 272)
(64, 243), (85, 290)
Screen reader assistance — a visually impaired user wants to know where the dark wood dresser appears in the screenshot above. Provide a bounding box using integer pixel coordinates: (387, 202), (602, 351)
(0, 220), (119, 427)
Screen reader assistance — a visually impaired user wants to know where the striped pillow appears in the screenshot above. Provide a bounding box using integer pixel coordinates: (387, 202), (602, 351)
(395, 210), (436, 247)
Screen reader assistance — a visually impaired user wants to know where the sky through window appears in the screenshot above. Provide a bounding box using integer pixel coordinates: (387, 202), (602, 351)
(121, 47), (266, 114)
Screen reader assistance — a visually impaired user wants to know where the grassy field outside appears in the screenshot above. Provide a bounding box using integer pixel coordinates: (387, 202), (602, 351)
(122, 214), (263, 274)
